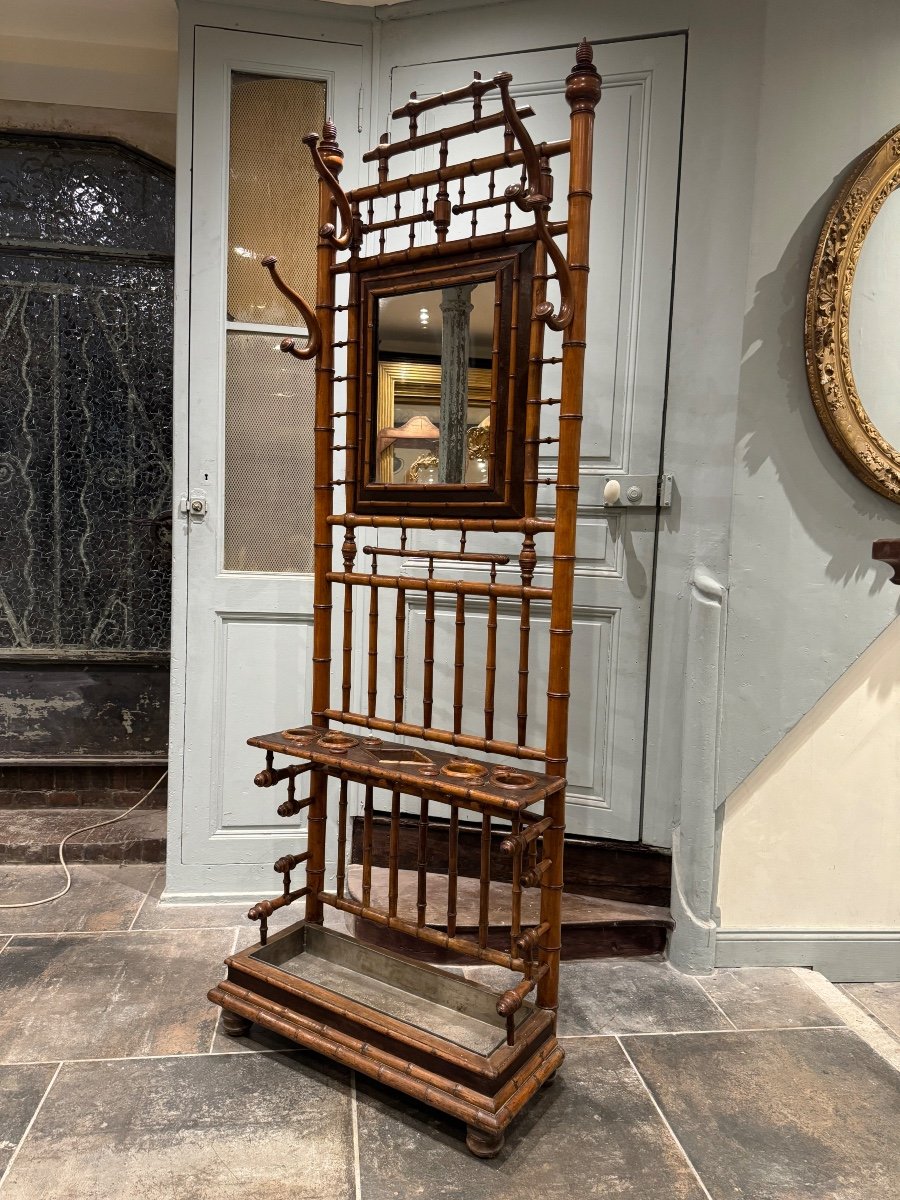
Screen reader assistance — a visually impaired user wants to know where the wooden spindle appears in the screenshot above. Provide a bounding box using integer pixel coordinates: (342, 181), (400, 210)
(484, 565), (498, 740)
(447, 807), (459, 938)
(434, 137), (451, 243)
(478, 814), (492, 948)
(341, 531), (356, 710)
(453, 589), (465, 734)
(388, 788), (400, 918)
(362, 784), (373, 907)
(336, 778), (348, 899)
(510, 814), (522, 954)
(423, 584), (435, 727)
(517, 535), (537, 745)
(416, 797), (429, 927)
(394, 586), (406, 722)
(367, 556), (379, 717)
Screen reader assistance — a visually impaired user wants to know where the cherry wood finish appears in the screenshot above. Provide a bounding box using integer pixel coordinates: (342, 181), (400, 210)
(210, 42), (602, 1156)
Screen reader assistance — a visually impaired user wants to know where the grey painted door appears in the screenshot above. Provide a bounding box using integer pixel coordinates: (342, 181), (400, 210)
(386, 38), (683, 840)
(171, 27), (362, 898)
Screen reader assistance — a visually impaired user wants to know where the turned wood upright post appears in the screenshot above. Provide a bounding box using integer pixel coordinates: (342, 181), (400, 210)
(306, 119), (343, 925)
(538, 41), (601, 1011)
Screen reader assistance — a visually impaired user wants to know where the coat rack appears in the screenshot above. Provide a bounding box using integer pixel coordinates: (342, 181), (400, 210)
(209, 41), (601, 1157)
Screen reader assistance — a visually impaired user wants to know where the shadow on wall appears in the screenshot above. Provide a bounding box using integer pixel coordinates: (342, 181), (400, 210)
(737, 171), (900, 595)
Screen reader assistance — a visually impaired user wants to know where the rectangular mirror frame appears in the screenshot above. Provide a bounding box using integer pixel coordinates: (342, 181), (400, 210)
(354, 243), (535, 518)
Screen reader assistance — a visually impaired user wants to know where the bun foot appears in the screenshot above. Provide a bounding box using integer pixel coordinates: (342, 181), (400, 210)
(541, 1069), (558, 1089)
(221, 1010), (252, 1037)
(466, 1126), (505, 1158)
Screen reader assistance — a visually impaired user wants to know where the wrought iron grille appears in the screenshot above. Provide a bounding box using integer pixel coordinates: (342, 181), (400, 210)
(0, 134), (174, 655)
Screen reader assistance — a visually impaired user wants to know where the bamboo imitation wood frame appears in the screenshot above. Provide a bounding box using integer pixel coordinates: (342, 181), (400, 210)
(209, 41), (601, 1159)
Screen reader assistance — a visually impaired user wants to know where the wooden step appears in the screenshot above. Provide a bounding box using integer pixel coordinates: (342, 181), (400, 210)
(351, 813), (672, 907)
(346, 865), (672, 961)
(0, 806), (166, 864)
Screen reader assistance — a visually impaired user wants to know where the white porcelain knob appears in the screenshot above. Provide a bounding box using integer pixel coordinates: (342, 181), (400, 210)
(603, 478), (621, 505)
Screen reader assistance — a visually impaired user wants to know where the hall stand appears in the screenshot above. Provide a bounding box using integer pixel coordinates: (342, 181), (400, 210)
(209, 42), (601, 1157)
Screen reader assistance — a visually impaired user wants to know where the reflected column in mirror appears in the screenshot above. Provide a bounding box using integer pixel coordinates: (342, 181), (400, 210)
(374, 280), (495, 486)
(850, 188), (900, 450)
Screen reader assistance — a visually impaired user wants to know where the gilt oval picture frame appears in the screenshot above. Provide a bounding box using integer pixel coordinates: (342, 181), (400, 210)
(806, 123), (900, 501)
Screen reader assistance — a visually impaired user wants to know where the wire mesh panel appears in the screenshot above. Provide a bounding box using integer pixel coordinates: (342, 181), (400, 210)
(228, 74), (325, 325)
(223, 332), (316, 572)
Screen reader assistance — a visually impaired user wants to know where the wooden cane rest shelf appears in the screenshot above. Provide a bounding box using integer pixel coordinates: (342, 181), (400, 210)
(248, 729), (564, 815)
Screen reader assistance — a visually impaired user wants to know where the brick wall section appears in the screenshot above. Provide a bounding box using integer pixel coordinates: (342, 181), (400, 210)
(0, 763), (168, 809)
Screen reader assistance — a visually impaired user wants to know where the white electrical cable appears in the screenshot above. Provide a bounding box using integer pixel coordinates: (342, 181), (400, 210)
(0, 770), (168, 909)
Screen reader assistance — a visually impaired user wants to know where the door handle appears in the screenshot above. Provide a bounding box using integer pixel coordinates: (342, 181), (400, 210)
(598, 474), (672, 509)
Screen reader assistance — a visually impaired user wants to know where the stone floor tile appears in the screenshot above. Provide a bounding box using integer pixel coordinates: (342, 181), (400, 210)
(0, 1063), (58, 1176)
(0, 936), (10, 952)
(624, 1027), (900, 1199)
(354, 1036), (704, 1198)
(132, 870), (295, 933)
(0, 928), (234, 1063)
(840, 982), (900, 1041)
(0, 865), (158, 936)
(697, 967), (845, 1030)
(0, 1050), (355, 1200)
(465, 957), (731, 1035)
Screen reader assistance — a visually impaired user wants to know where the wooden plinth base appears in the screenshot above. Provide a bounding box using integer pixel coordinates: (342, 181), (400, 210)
(208, 921), (564, 1154)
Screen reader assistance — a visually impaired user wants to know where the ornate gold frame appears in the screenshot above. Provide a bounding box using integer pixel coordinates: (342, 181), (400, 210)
(806, 124), (900, 501)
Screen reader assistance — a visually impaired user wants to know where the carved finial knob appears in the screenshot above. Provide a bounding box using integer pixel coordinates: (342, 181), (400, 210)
(576, 37), (593, 66)
(496, 989), (523, 1017)
(322, 116), (338, 144)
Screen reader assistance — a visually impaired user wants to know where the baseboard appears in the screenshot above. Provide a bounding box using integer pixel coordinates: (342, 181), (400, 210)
(715, 929), (900, 982)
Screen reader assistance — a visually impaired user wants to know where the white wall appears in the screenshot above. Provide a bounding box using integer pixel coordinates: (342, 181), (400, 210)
(1, 0), (177, 113)
(720, 0), (900, 801)
(0, 0), (178, 161)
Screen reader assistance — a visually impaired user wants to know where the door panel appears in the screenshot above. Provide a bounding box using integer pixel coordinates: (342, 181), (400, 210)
(177, 28), (361, 886)
(388, 38), (683, 839)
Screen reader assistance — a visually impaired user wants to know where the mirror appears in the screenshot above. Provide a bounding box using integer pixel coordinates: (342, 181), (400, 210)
(807, 124), (900, 501)
(850, 188), (900, 449)
(375, 282), (494, 486)
(355, 245), (534, 517)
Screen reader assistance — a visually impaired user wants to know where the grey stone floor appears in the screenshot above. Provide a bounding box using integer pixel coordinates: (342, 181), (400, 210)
(0, 864), (898, 1199)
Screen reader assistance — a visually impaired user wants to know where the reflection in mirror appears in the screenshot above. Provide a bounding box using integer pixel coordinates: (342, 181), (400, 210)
(375, 280), (495, 485)
(850, 187), (900, 450)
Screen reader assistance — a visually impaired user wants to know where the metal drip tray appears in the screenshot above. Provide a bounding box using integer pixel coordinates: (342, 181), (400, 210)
(249, 922), (529, 1056)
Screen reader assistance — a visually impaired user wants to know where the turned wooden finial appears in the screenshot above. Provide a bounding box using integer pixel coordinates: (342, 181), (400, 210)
(566, 37), (601, 112)
(322, 116), (338, 144)
(319, 116), (343, 176)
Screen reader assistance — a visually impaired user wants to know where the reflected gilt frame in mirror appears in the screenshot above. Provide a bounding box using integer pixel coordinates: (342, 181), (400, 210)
(806, 123), (900, 501)
(355, 244), (534, 517)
